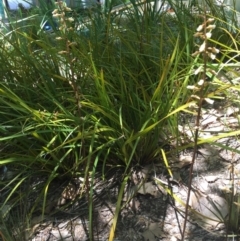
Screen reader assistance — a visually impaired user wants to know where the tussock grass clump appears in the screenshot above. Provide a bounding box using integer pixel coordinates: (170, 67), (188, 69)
(0, 2), (194, 239)
(1, 0), (240, 240)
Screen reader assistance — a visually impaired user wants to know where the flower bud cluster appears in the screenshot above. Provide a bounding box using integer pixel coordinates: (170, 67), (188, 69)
(192, 18), (219, 60)
(187, 17), (219, 106)
(52, 1), (73, 34)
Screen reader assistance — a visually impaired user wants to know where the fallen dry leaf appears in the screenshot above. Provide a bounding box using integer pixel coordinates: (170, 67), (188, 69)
(222, 107), (239, 117)
(201, 115), (218, 126)
(190, 191), (228, 227)
(148, 222), (163, 237)
(142, 222), (164, 241)
(174, 155), (192, 168)
(137, 182), (159, 197)
(128, 198), (141, 212)
(142, 230), (155, 241)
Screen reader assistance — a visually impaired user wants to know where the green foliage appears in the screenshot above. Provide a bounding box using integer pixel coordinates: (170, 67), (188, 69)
(1, 0), (193, 173)
(1, 0), (240, 240)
